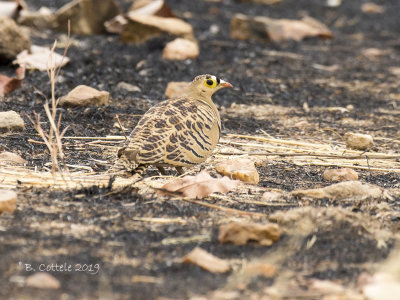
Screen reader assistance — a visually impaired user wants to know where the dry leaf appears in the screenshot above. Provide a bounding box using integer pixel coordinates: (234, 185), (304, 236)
(26, 273), (60, 289)
(231, 14), (333, 42)
(182, 247), (230, 273)
(218, 222), (281, 246)
(0, 67), (25, 96)
(128, 0), (175, 18)
(292, 181), (382, 200)
(14, 45), (70, 71)
(361, 3), (385, 14)
(215, 158), (259, 184)
(161, 170), (239, 199)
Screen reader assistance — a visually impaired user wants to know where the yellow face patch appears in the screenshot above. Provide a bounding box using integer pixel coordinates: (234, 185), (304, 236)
(204, 78), (217, 88)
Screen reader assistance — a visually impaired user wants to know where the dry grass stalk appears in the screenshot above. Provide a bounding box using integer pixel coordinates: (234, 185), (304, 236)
(27, 21), (71, 174)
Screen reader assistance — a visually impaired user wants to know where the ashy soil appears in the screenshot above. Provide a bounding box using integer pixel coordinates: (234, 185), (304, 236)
(1, 0), (400, 299)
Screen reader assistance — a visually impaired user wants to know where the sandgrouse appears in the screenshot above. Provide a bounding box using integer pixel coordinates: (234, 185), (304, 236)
(117, 74), (232, 176)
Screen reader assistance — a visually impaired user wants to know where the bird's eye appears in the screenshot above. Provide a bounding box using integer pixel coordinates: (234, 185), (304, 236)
(204, 79), (217, 88)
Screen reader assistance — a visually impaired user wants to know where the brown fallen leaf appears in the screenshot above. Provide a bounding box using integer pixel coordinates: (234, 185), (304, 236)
(161, 170), (239, 199)
(182, 247), (230, 273)
(218, 222), (280, 246)
(14, 45), (70, 71)
(0, 67), (25, 96)
(215, 158), (259, 185)
(231, 14), (332, 42)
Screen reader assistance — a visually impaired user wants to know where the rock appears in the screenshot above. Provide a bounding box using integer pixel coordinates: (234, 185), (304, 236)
(218, 222), (280, 246)
(162, 38), (199, 60)
(215, 158), (260, 185)
(26, 273), (60, 289)
(18, 7), (56, 29)
(165, 81), (190, 99)
(182, 247), (230, 274)
(322, 168), (359, 182)
(230, 14), (332, 42)
(121, 15), (193, 44)
(0, 151), (26, 165)
(0, 1), (19, 18)
(0, 16), (30, 62)
(362, 273), (400, 300)
(58, 85), (109, 107)
(55, 0), (120, 34)
(116, 82), (141, 92)
(344, 132), (374, 150)
(0, 189), (17, 213)
(0, 111), (25, 132)
(292, 181), (383, 201)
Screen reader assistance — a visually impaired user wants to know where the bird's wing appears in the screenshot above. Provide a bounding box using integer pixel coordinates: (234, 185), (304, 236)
(120, 97), (220, 167)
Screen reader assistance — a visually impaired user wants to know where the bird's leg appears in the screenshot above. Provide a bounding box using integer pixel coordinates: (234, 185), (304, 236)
(157, 166), (166, 175)
(175, 166), (184, 175)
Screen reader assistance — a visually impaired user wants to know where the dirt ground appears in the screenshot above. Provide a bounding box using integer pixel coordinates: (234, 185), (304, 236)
(1, 0), (400, 299)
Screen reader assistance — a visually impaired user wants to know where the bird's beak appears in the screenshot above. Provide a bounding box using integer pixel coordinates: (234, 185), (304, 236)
(220, 80), (233, 88)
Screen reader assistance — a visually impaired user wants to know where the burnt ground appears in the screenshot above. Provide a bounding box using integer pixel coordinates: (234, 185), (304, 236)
(1, 0), (400, 299)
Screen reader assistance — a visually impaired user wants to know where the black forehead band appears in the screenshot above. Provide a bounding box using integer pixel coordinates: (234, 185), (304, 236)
(205, 75), (211, 79)
(216, 77), (220, 84)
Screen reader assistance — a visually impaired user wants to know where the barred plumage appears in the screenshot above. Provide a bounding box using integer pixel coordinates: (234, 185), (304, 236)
(117, 74), (232, 176)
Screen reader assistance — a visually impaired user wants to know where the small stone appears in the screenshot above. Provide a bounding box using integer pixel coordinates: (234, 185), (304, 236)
(361, 3), (385, 14)
(292, 181), (382, 201)
(58, 85), (109, 107)
(0, 111), (25, 132)
(322, 168), (358, 182)
(26, 273), (60, 289)
(215, 158), (259, 185)
(262, 191), (282, 201)
(0, 16), (31, 62)
(162, 38), (199, 60)
(165, 81), (190, 99)
(0, 151), (26, 165)
(116, 81), (141, 92)
(55, 0), (120, 34)
(0, 189), (17, 213)
(344, 132), (374, 150)
(182, 247), (230, 274)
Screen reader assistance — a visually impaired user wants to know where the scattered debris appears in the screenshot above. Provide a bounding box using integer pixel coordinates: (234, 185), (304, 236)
(0, 110), (25, 132)
(231, 14), (333, 42)
(243, 262), (276, 278)
(58, 85), (109, 107)
(55, 0), (120, 34)
(165, 81), (190, 99)
(218, 222), (280, 246)
(162, 38), (199, 60)
(344, 132), (374, 150)
(18, 7), (56, 29)
(0, 189), (17, 213)
(262, 191), (283, 201)
(161, 170), (239, 199)
(362, 48), (388, 59)
(215, 158), (260, 185)
(14, 45), (70, 71)
(322, 168), (359, 182)
(292, 181), (383, 200)
(312, 63), (339, 72)
(361, 3), (385, 14)
(0, 16), (30, 62)
(182, 247), (230, 274)
(116, 81), (141, 93)
(0, 67), (25, 96)
(120, 15), (193, 43)
(26, 273), (60, 289)
(128, 0), (175, 18)
(0, 151), (26, 165)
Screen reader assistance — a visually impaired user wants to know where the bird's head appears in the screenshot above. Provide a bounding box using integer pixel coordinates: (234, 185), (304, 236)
(189, 74), (232, 99)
